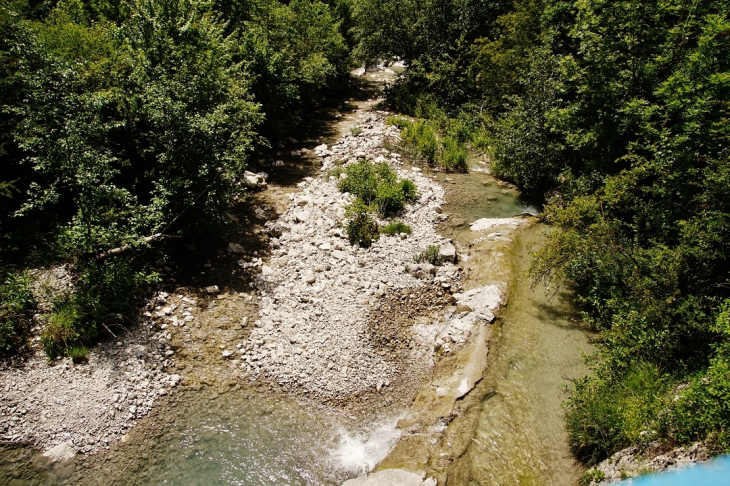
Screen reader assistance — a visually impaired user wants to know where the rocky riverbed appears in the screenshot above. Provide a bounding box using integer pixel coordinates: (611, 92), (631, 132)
(0, 318), (179, 456)
(0, 103), (505, 483)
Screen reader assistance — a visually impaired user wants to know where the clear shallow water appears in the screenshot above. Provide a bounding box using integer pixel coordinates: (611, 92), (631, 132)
(454, 226), (595, 485)
(616, 455), (730, 485)
(100, 390), (400, 486)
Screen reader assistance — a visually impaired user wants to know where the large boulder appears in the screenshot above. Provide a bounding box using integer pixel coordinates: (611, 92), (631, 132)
(439, 242), (457, 263)
(242, 171), (269, 190)
(33, 441), (75, 469)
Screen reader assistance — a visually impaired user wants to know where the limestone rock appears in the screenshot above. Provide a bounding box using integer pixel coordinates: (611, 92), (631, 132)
(342, 470), (436, 486)
(42, 442), (75, 464)
(439, 242), (456, 263)
(227, 242), (245, 255)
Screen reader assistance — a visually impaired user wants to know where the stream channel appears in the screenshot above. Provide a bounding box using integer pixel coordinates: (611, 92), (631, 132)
(1, 71), (594, 486)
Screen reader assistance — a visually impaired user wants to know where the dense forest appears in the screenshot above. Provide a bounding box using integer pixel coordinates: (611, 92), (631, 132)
(1, 0), (729, 474)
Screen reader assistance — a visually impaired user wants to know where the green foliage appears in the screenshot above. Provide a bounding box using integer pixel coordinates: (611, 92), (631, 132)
(439, 137), (468, 172)
(40, 257), (157, 358)
(396, 116), (471, 172)
(344, 198), (378, 248)
(400, 179), (418, 203)
(414, 245), (442, 266)
(353, 0), (509, 105)
(0, 272), (35, 355)
(579, 469), (605, 486)
(385, 116), (409, 129)
(68, 345), (88, 364)
(402, 119), (438, 163)
(233, 0), (349, 139)
(380, 221), (412, 236)
(42, 298), (84, 358)
(338, 159), (417, 216)
(350, 126), (362, 136)
(565, 363), (673, 464)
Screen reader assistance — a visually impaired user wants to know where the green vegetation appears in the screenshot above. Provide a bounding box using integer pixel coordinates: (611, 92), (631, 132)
(68, 345), (89, 364)
(0, 0), (352, 357)
(344, 198), (379, 248)
(0, 272), (35, 355)
(413, 245), (442, 266)
(579, 470), (605, 486)
(388, 115), (470, 172)
(380, 221), (411, 236)
(338, 159), (418, 217)
(357, 0), (730, 466)
(336, 159), (418, 247)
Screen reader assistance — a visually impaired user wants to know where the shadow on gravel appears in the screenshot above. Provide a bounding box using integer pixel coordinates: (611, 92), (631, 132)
(161, 75), (384, 301)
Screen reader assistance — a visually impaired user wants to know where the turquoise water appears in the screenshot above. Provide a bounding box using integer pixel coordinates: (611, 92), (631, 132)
(616, 455), (730, 485)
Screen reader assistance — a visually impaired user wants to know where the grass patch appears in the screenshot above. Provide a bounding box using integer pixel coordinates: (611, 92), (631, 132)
(0, 271), (35, 356)
(395, 117), (470, 172)
(68, 345), (89, 364)
(350, 126), (363, 136)
(414, 245), (443, 266)
(380, 221), (412, 235)
(439, 136), (468, 172)
(42, 298), (85, 358)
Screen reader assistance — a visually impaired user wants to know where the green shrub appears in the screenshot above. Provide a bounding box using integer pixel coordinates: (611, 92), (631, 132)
(414, 245), (443, 266)
(375, 179), (406, 216)
(350, 126), (363, 136)
(400, 179), (419, 202)
(386, 116), (410, 129)
(339, 159), (417, 216)
(344, 199), (379, 248)
(68, 346), (89, 364)
(579, 469), (606, 486)
(0, 272), (35, 355)
(42, 299), (85, 358)
(565, 363), (672, 465)
(402, 119), (438, 162)
(380, 221), (412, 235)
(472, 128), (491, 152)
(665, 357), (730, 450)
(397, 117), (469, 172)
(438, 136), (468, 172)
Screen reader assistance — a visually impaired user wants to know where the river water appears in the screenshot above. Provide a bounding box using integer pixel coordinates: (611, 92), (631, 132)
(434, 165), (595, 485)
(449, 225), (594, 485)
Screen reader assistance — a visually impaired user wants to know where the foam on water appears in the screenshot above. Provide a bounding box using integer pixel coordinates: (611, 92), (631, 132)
(331, 417), (402, 475)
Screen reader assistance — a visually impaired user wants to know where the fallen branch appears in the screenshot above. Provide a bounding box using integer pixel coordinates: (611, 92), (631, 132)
(95, 233), (181, 260)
